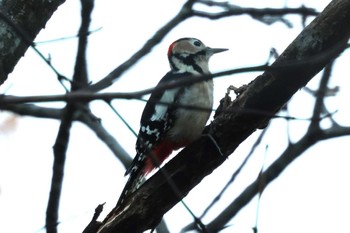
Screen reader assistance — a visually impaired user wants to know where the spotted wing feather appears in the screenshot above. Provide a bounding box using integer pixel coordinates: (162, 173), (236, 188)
(124, 71), (190, 176)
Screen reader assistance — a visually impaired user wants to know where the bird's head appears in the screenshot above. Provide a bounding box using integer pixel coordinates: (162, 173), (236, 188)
(167, 37), (227, 74)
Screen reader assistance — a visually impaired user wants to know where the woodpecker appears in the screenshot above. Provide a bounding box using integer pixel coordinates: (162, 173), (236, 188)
(117, 37), (227, 206)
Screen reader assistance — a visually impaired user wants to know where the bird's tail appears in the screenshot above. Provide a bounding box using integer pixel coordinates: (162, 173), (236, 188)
(116, 171), (145, 208)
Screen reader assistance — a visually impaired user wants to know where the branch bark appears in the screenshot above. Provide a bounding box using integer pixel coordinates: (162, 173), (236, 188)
(0, 0), (65, 85)
(94, 0), (350, 232)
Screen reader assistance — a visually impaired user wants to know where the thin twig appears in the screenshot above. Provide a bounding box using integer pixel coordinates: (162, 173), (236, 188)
(35, 27), (102, 44)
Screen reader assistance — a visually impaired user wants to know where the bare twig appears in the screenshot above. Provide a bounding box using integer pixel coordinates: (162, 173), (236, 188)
(83, 203), (105, 233)
(35, 27), (102, 44)
(193, 4), (318, 19)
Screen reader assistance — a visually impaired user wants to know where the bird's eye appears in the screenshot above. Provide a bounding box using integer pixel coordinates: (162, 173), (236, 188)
(194, 40), (202, 47)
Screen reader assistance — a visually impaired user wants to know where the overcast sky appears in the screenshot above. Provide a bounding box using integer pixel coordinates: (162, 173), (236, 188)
(1, 1), (350, 233)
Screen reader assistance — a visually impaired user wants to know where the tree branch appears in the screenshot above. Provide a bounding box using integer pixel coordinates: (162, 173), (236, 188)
(46, 1), (94, 232)
(46, 105), (74, 233)
(0, 65), (267, 105)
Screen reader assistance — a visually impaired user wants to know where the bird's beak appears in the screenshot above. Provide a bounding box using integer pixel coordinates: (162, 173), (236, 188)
(206, 47), (228, 55)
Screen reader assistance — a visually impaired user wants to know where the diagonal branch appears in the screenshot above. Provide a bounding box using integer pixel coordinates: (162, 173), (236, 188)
(83, 0), (195, 92)
(92, 0), (350, 232)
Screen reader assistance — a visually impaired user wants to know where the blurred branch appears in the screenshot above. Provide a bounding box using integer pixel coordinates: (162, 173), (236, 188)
(46, 105), (75, 233)
(309, 61), (335, 129)
(0, 103), (63, 119)
(35, 27), (102, 44)
(72, 0), (94, 90)
(46, 1), (94, 232)
(93, 1), (350, 232)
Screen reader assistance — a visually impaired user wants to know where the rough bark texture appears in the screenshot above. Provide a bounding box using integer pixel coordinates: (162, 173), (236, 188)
(95, 0), (350, 232)
(0, 0), (65, 85)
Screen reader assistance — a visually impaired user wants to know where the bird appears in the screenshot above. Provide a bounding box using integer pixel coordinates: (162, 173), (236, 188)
(116, 37), (227, 206)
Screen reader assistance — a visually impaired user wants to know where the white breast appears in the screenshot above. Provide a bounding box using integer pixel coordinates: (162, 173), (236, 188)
(167, 80), (213, 142)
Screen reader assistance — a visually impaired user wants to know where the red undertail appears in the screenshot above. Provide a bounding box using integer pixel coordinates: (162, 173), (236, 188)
(142, 139), (189, 174)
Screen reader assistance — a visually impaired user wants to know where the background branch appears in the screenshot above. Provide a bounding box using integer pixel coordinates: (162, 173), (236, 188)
(46, 1), (94, 232)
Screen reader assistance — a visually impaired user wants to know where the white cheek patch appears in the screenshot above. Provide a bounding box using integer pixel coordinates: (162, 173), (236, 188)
(151, 88), (179, 121)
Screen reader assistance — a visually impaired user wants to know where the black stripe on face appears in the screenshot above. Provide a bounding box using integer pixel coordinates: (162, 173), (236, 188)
(173, 53), (205, 74)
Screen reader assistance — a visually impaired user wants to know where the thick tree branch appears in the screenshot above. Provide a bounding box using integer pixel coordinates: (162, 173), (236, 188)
(0, 0), (65, 85)
(93, 0), (350, 232)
